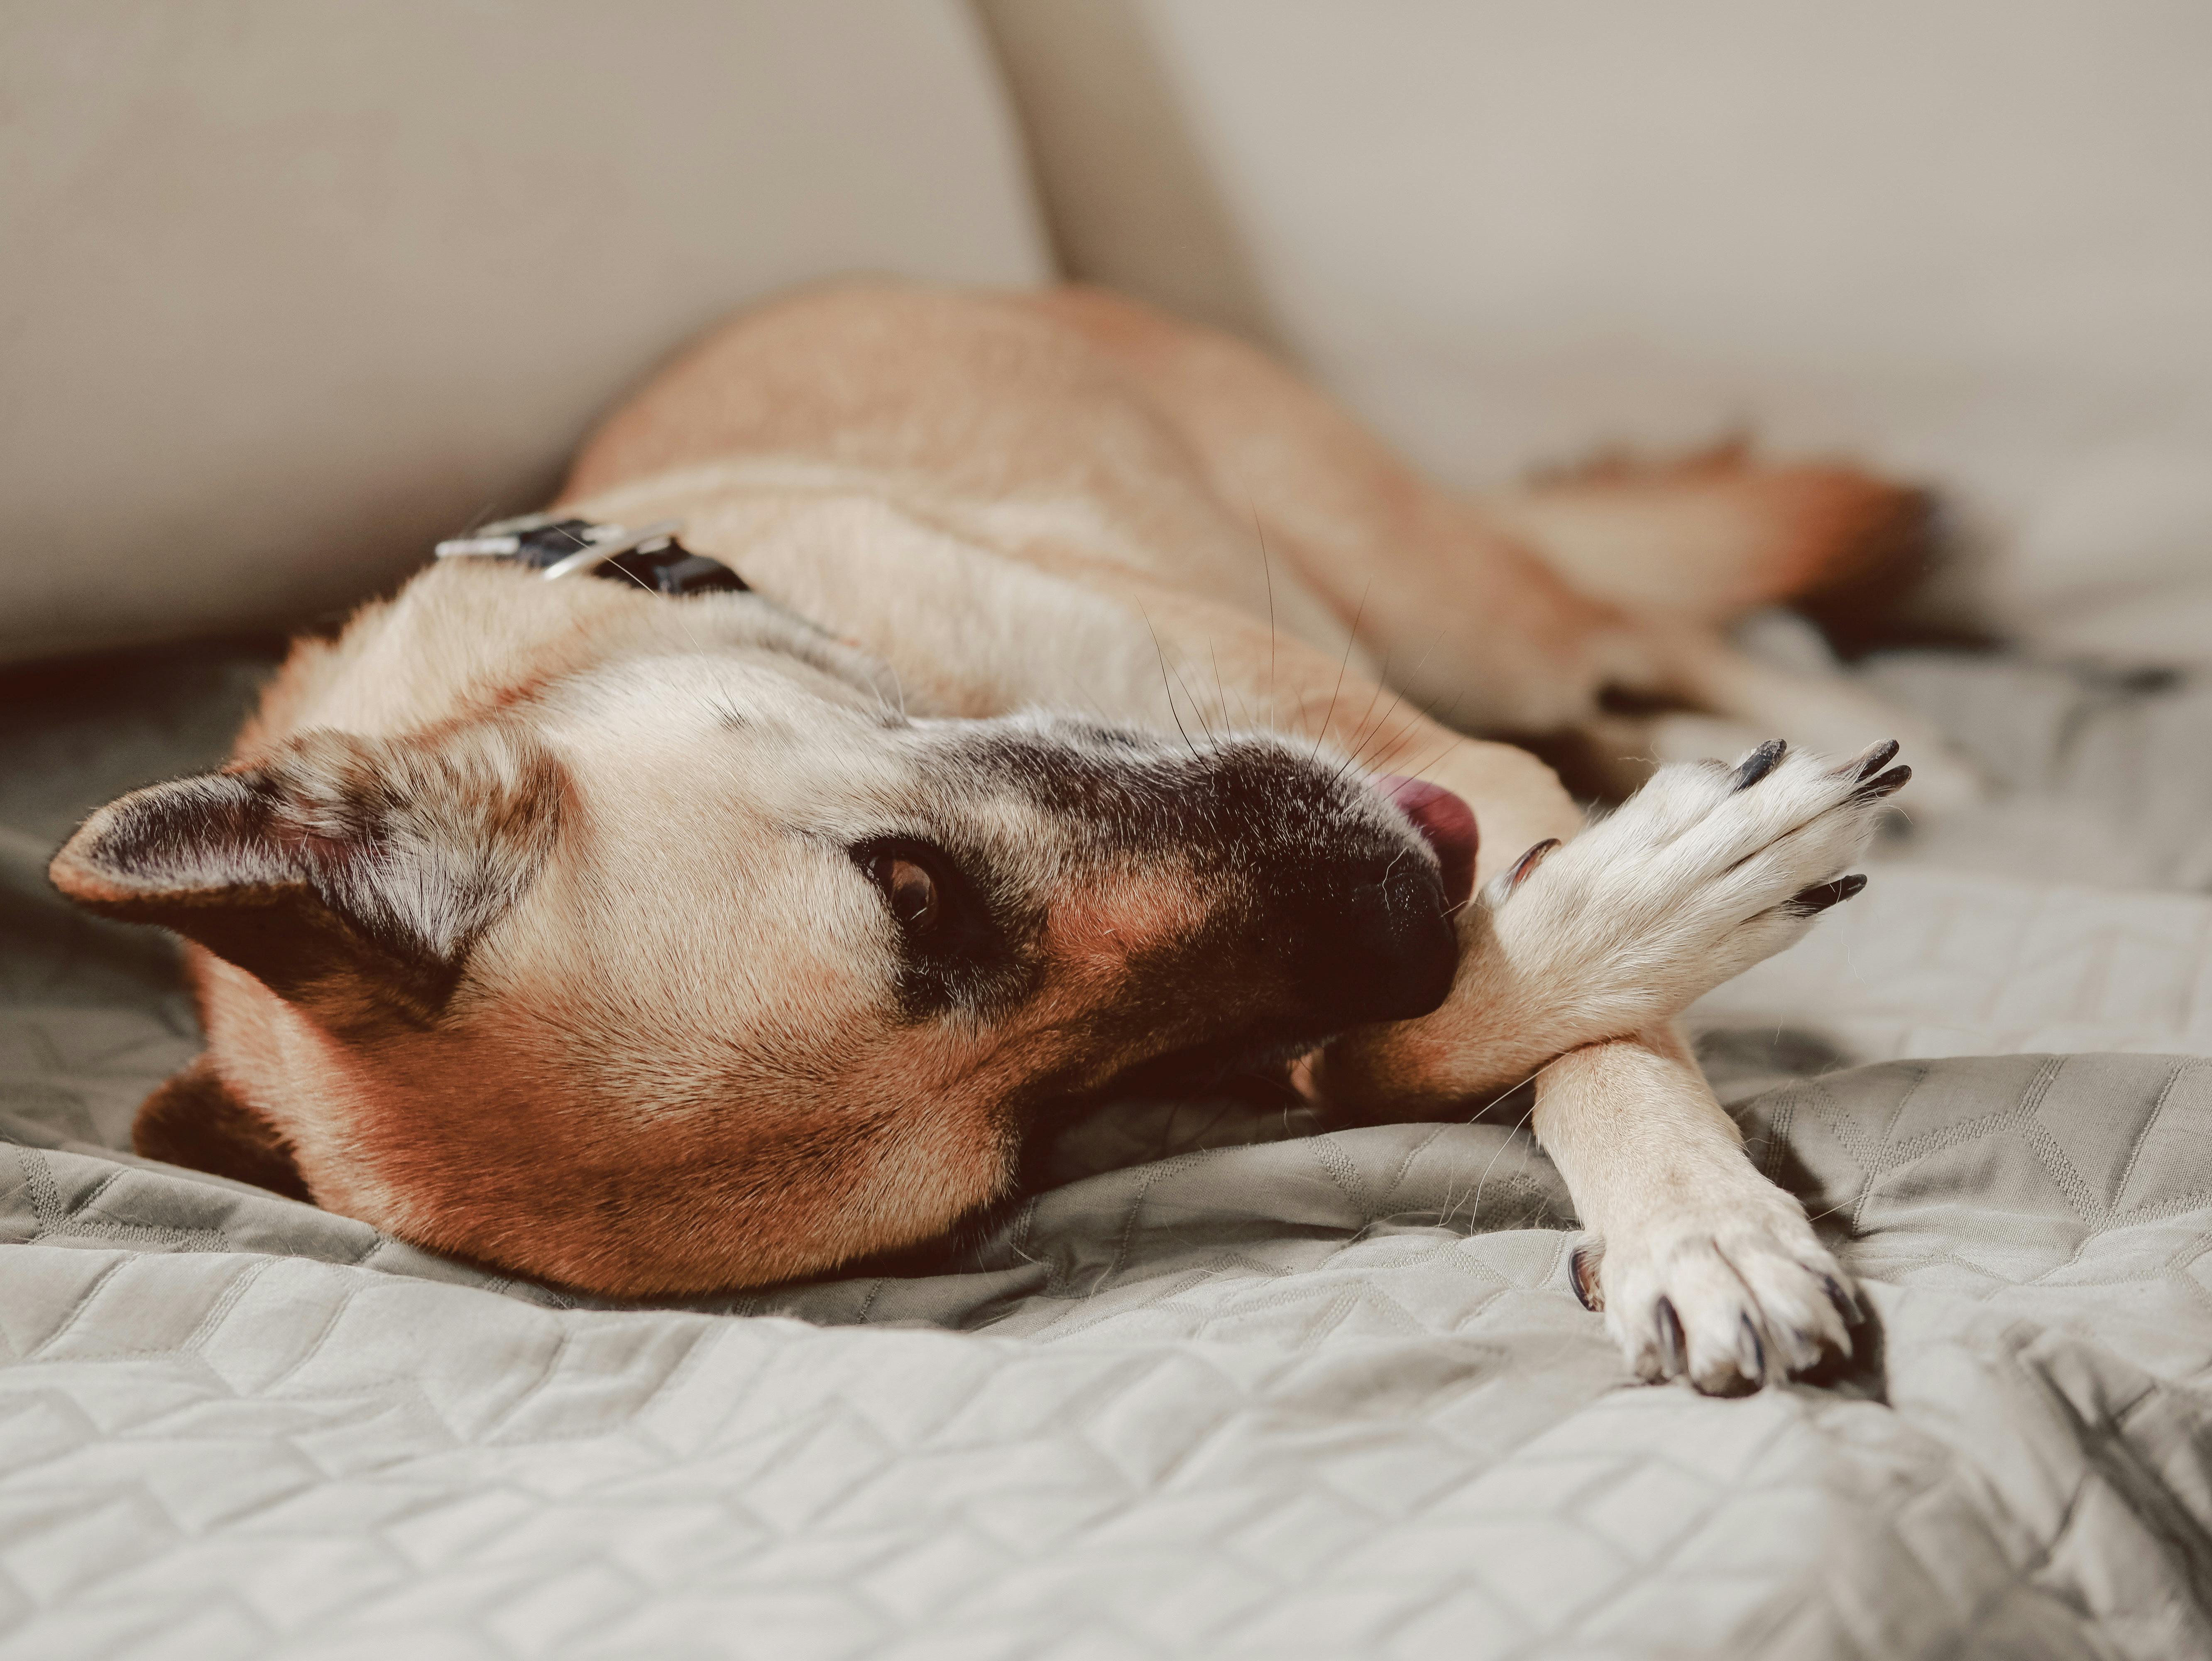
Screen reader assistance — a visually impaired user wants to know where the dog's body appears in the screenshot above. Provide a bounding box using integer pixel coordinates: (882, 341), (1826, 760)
(54, 283), (1932, 1392)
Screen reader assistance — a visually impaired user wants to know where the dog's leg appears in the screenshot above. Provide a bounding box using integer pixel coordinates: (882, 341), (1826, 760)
(1536, 1026), (1853, 1393)
(1034, 289), (1966, 792)
(1472, 458), (1981, 807)
(1559, 625), (1982, 813)
(1479, 448), (1926, 625)
(1317, 737), (1903, 1387)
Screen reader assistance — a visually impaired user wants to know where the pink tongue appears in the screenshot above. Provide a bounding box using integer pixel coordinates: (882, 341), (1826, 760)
(1375, 775), (1478, 910)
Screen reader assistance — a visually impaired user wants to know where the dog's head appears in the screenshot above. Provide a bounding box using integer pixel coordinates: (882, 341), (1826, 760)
(51, 607), (1468, 1295)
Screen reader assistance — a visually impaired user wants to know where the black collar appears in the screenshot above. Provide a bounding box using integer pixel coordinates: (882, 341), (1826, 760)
(434, 515), (750, 598)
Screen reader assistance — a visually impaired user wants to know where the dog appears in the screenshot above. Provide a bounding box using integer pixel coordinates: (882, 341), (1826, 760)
(50, 282), (1943, 1394)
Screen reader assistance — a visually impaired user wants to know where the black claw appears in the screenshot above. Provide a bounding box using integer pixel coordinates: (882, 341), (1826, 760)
(1503, 838), (1561, 894)
(1787, 872), (1868, 915)
(1571, 1242), (1605, 1311)
(1739, 1315), (1767, 1383)
(1655, 1297), (1687, 1377)
(1854, 739), (1901, 781)
(1851, 764), (1912, 803)
(1733, 739), (1787, 791)
(1823, 1274), (1864, 1326)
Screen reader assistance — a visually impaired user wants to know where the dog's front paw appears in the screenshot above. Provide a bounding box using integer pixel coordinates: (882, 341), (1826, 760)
(1493, 738), (1907, 1020)
(1573, 1196), (1859, 1393)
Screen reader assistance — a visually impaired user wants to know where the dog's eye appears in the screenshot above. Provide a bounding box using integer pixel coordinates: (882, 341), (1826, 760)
(849, 837), (1013, 1017)
(878, 856), (939, 933)
(856, 840), (960, 943)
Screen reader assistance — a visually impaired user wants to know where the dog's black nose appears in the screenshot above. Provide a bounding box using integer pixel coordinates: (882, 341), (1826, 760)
(1288, 856), (1459, 1025)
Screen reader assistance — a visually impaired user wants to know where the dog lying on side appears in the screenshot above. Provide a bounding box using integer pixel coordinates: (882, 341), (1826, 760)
(50, 282), (1942, 1393)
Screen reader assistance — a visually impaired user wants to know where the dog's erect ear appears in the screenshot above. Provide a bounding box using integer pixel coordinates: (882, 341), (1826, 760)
(49, 725), (563, 1017)
(134, 1055), (311, 1200)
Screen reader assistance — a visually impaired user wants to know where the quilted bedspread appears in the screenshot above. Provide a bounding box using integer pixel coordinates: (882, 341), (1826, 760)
(5, 642), (2212, 1659)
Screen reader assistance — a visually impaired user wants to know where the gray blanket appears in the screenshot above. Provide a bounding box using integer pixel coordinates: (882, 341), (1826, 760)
(6, 642), (2212, 1658)
(7, 1054), (2212, 1658)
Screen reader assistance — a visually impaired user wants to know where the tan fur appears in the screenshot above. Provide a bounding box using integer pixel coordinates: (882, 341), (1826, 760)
(54, 282), (1933, 1385)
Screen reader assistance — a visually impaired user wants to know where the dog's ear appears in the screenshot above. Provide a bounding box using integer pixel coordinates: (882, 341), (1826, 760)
(133, 1055), (311, 1200)
(49, 725), (563, 1019)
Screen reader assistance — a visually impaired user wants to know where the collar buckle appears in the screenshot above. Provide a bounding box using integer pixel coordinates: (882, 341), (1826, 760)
(434, 514), (750, 597)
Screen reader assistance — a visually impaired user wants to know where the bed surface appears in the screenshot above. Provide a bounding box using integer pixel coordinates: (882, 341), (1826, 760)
(5, 642), (2211, 1658)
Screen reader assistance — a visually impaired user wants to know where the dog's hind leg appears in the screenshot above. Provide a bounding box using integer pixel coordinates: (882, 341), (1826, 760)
(1460, 456), (1983, 804)
(1035, 287), (1973, 805)
(1636, 628), (1981, 812)
(1479, 444), (1932, 632)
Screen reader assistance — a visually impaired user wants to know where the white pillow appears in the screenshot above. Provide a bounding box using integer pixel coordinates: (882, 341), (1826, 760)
(986, 1), (2212, 664)
(0, 0), (1047, 663)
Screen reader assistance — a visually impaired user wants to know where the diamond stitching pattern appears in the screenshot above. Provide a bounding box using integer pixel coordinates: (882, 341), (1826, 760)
(1, 1055), (2211, 1658)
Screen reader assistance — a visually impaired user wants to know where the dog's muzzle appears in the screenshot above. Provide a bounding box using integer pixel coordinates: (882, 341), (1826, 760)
(1279, 843), (1460, 1025)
